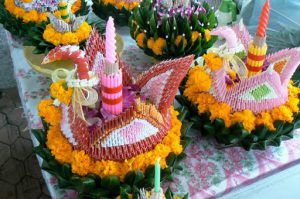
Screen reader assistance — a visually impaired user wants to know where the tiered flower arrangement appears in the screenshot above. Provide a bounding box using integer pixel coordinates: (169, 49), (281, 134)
(24, 0), (95, 54)
(177, 0), (300, 150)
(34, 18), (194, 198)
(129, 0), (218, 60)
(0, 0), (91, 38)
(92, 0), (140, 26)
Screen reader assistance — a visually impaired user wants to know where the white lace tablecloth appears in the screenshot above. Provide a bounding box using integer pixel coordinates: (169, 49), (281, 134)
(7, 28), (300, 199)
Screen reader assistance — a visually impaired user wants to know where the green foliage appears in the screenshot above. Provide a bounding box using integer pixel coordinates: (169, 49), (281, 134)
(129, 0), (218, 60)
(175, 84), (300, 150)
(33, 109), (192, 198)
(92, 0), (133, 26)
(0, 0), (36, 38)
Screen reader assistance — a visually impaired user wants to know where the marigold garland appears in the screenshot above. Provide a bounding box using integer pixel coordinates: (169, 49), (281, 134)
(38, 99), (62, 127)
(39, 95), (183, 179)
(43, 22), (91, 46)
(4, 0), (81, 23)
(50, 80), (73, 105)
(102, 0), (139, 11)
(184, 65), (300, 133)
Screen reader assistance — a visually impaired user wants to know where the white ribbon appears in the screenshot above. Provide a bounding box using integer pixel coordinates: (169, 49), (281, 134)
(52, 68), (99, 121)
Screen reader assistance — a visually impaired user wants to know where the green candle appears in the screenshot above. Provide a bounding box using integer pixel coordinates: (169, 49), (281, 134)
(154, 158), (161, 193)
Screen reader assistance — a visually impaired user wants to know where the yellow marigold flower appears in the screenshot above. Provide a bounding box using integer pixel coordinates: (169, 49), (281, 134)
(136, 32), (145, 48)
(203, 52), (223, 71)
(147, 37), (155, 49)
(255, 112), (275, 131)
(20, 0), (33, 2)
(175, 35), (187, 47)
(232, 110), (256, 132)
(286, 96), (299, 113)
(184, 66), (212, 102)
(71, 150), (92, 176)
(196, 93), (216, 113)
(288, 82), (300, 98)
(174, 196), (182, 199)
(43, 22), (91, 46)
(209, 103), (232, 127)
(192, 31), (200, 43)
(115, 1), (125, 9)
(46, 125), (73, 163)
(50, 80), (73, 105)
(152, 38), (166, 56)
(4, 0), (81, 23)
(38, 99), (62, 126)
(204, 29), (211, 41)
(271, 105), (294, 123)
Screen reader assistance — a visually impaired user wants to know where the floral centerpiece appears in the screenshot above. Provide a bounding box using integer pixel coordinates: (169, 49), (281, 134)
(129, 0), (218, 60)
(34, 17), (193, 198)
(177, 0), (300, 150)
(24, 0), (96, 54)
(92, 0), (140, 26)
(0, 0), (92, 38)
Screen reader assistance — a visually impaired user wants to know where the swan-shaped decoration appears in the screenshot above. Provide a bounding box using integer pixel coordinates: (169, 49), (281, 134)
(42, 28), (194, 161)
(208, 22), (300, 114)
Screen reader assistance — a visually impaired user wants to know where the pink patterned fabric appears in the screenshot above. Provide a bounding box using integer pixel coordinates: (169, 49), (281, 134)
(164, 131), (300, 198)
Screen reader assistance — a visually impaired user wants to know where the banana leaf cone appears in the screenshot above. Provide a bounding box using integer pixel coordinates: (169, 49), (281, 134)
(92, 0), (140, 26)
(129, 0), (218, 60)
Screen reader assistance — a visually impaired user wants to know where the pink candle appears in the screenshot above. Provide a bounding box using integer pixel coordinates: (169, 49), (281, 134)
(102, 16), (123, 115)
(105, 17), (117, 64)
(256, 0), (270, 38)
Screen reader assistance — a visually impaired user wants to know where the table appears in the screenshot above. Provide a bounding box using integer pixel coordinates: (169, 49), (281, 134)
(6, 27), (300, 199)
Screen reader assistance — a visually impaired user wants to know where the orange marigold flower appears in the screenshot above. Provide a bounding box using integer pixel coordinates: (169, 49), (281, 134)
(152, 38), (166, 56)
(231, 110), (256, 132)
(255, 112), (275, 131)
(204, 29), (211, 41)
(203, 52), (223, 71)
(136, 32), (145, 48)
(184, 66), (212, 102)
(175, 35), (187, 47)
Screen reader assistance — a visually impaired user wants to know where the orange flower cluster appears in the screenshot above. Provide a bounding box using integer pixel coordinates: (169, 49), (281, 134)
(102, 0), (140, 11)
(50, 80), (73, 105)
(43, 22), (91, 46)
(4, 0), (81, 23)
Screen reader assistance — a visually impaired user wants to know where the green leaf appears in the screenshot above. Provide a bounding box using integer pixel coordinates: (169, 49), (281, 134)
(31, 129), (46, 145)
(203, 124), (215, 135)
(181, 121), (193, 136)
(166, 153), (176, 166)
(82, 177), (96, 192)
(165, 187), (174, 199)
(120, 187), (130, 199)
(62, 164), (72, 179)
(101, 176), (120, 190)
(124, 170), (145, 187)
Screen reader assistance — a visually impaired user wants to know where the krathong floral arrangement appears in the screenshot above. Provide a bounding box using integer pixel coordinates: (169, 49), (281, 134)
(177, 0), (300, 150)
(93, 0), (140, 26)
(0, 0), (92, 38)
(129, 0), (218, 60)
(34, 17), (193, 198)
(24, 0), (93, 54)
